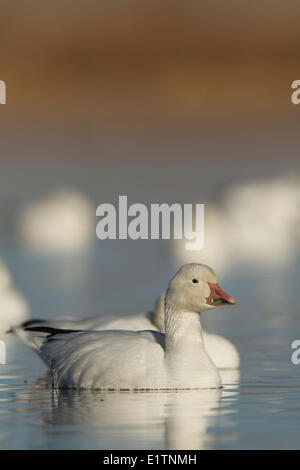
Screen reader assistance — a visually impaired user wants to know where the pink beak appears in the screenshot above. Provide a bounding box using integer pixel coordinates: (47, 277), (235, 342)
(207, 282), (236, 306)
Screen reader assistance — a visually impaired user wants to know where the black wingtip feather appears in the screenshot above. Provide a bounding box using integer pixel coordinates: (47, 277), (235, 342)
(22, 319), (46, 328)
(24, 326), (83, 338)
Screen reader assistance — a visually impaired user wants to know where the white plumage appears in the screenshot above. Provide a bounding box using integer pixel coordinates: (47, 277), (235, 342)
(15, 264), (237, 390)
(16, 292), (239, 369)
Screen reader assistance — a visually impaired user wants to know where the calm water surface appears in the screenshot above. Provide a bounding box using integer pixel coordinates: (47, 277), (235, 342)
(1, 340), (300, 449)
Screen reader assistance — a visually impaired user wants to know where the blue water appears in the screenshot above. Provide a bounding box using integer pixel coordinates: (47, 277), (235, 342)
(0, 162), (300, 449)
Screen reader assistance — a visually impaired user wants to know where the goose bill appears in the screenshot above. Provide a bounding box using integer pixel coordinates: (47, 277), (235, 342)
(207, 283), (236, 306)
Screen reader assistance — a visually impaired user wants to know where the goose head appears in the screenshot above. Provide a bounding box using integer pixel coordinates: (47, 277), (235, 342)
(165, 263), (236, 314)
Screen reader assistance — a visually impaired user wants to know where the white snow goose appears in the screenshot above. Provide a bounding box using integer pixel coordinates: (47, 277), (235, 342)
(19, 263), (236, 390)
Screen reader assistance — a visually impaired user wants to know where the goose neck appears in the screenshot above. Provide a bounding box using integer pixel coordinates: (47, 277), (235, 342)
(163, 299), (222, 389)
(164, 300), (204, 351)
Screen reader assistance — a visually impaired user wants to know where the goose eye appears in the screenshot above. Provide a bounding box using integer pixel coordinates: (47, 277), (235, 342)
(192, 279), (199, 284)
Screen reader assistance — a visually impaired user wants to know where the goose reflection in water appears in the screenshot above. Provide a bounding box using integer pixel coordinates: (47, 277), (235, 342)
(35, 369), (239, 450)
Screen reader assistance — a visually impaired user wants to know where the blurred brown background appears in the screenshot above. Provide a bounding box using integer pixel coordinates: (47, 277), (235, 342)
(0, 0), (300, 162)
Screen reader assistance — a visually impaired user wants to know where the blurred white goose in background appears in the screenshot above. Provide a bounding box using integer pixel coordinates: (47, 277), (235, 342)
(15, 188), (95, 254)
(16, 264), (236, 390)
(13, 292), (239, 369)
(0, 258), (30, 336)
(172, 204), (233, 276)
(223, 173), (300, 269)
(172, 172), (300, 275)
